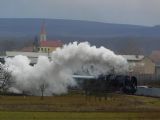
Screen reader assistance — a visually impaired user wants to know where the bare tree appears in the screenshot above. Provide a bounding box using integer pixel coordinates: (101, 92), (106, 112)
(39, 82), (48, 100)
(0, 64), (12, 94)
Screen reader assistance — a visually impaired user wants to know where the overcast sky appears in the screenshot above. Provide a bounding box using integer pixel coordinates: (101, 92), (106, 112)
(0, 0), (160, 26)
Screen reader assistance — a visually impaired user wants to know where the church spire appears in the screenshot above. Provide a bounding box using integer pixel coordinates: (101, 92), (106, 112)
(40, 20), (47, 41)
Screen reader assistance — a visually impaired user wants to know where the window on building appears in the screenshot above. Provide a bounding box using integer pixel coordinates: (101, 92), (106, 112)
(41, 48), (43, 52)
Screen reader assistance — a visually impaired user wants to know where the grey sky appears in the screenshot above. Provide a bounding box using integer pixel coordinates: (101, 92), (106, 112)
(0, 0), (160, 26)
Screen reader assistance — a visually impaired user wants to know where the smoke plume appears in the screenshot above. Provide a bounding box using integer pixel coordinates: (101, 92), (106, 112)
(4, 42), (128, 95)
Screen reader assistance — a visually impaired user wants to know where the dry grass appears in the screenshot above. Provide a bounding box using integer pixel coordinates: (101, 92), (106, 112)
(0, 112), (160, 120)
(0, 93), (160, 112)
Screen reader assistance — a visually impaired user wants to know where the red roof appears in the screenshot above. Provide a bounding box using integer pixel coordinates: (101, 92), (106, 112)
(21, 46), (34, 52)
(40, 40), (63, 47)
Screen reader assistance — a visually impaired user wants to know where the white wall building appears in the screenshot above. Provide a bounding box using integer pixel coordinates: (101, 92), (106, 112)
(122, 55), (155, 75)
(5, 51), (52, 65)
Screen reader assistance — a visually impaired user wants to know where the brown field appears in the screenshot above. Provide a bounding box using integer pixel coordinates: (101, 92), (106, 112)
(0, 93), (160, 112)
(0, 93), (160, 119)
(0, 111), (160, 120)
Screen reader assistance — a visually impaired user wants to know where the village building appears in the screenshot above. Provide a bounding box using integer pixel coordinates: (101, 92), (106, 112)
(37, 40), (62, 53)
(122, 55), (155, 75)
(150, 50), (160, 64)
(21, 21), (63, 53)
(34, 22), (63, 53)
(4, 53), (156, 75)
(5, 51), (51, 65)
(150, 50), (160, 77)
(4, 21), (63, 65)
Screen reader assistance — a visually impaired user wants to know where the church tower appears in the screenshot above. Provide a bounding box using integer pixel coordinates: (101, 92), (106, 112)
(37, 20), (63, 53)
(40, 21), (47, 41)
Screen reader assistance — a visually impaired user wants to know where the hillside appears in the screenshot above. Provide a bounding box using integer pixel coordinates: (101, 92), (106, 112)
(0, 18), (160, 54)
(0, 18), (160, 38)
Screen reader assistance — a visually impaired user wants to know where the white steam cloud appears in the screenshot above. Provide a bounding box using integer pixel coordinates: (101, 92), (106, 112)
(4, 42), (128, 95)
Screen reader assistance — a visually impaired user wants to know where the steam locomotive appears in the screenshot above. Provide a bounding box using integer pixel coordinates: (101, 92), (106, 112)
(73, 74), (137, 94)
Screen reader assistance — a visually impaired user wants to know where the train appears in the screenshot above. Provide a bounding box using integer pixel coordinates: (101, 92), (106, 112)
(73, 74), (137, 95)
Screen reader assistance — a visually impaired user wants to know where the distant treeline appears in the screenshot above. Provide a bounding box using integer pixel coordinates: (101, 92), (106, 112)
(0, 36), (160, 55)
(0, 37), (33, 54)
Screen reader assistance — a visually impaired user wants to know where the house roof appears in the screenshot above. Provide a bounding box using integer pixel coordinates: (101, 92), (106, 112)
(122, 55), (144, 61)
(6, 51), (51, 58)
(21, 46), (34, 52)
(150, 50), (160, 64)
(40, 40), (63, 47)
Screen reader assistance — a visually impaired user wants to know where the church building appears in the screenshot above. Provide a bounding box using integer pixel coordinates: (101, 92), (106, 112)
(34, 22), (63, 53)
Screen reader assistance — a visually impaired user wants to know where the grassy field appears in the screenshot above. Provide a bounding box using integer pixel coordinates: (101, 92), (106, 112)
(0, 93), (160, 119)
(0, 112), (160, 120)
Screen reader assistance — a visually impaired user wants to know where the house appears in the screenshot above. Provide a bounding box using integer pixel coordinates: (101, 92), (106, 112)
(38, 40), (62, 53)
(5, 51), (51, 65)
(3, 52), (156, 75)
(122, 55), (155, 75)
(150, 50), (160, 77)
(150, 50), (160, 64)
(21, 46), (34, 52)
(21, 21), (63, 53)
